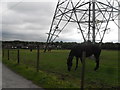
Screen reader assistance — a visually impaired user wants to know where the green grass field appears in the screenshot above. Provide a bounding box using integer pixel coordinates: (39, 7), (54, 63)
(2, 49), (119, 88)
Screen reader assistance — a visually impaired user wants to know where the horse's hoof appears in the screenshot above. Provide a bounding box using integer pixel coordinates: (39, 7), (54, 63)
(94, 68), (97, 71)
(68, 69), (71, 72)
(94, 67), (98, 71)
(75, 68), (77, 71)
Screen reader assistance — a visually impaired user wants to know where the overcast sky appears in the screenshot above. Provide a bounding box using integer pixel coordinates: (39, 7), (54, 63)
(1, 0), (119, 43)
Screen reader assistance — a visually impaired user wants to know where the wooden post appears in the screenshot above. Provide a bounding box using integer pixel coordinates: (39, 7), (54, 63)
(2, 49), (4, 58)
(8, 49), (9, 60)
(37, 45), (40, 72)
(81, 51), (86, 90)
(17, 49), (20, 64)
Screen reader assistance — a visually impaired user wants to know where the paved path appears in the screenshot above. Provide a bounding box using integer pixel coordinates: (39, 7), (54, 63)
(0, 61), (2, 89)
(2, 63), (42, 88)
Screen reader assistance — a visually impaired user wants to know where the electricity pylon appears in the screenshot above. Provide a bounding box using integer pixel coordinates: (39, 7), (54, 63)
(44, 0), (119, 52)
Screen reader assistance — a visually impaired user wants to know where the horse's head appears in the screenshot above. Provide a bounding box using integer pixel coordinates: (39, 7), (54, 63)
(67, 55), (73, 71)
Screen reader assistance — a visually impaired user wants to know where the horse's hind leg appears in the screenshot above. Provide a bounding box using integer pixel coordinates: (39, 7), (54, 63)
(75, 57), (79, 70)
(94, 57), (99, 71)
(80, 57), (83, 63)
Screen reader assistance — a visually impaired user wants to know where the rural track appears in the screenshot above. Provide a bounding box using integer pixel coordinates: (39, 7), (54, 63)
(2, 63), (44, 89)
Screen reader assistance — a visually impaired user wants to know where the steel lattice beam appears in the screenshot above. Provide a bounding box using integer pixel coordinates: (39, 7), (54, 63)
(44, 0), (119, 52)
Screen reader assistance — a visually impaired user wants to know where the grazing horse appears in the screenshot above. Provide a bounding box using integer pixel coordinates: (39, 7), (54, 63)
(67, 43), (101, 71)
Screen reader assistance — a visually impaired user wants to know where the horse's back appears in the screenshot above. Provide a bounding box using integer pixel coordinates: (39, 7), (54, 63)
(70, 45), (83, 57)
(70, 43), (101, 57)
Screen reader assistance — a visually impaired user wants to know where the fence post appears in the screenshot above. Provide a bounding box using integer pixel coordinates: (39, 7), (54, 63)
(2, 48), (4, 58)
(37, 45), (40, 72)
(8, 49), (9, 60)
(17, 49), (20, 64)
(81, 51), (86, 90)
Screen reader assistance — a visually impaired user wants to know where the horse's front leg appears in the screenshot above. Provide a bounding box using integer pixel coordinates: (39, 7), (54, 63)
(80, 56), (83, 63)
(75, 57), (79, 71)
(94, 58), (99, 71)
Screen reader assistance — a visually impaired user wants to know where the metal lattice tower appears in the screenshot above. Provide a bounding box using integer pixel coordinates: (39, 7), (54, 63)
(44, 0), (120, 52)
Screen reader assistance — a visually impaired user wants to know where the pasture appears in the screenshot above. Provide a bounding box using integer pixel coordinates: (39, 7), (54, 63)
(2, 49), (119, 88)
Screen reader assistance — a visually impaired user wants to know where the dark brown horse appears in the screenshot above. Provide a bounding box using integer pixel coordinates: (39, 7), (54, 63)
(67, 43), (101, 71)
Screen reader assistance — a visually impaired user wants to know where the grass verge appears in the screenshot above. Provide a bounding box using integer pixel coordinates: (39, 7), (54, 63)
(3, 58), (77, 88)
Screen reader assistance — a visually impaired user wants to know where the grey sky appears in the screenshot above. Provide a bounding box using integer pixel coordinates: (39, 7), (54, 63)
(1, 0), (119, 42)
(2, 2), (56, 42)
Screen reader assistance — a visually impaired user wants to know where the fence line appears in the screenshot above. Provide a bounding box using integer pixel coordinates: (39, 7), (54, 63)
(3, 49), (40, 72)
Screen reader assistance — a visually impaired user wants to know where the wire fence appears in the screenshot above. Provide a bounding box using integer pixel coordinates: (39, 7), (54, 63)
(2, 48), (40, 72)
